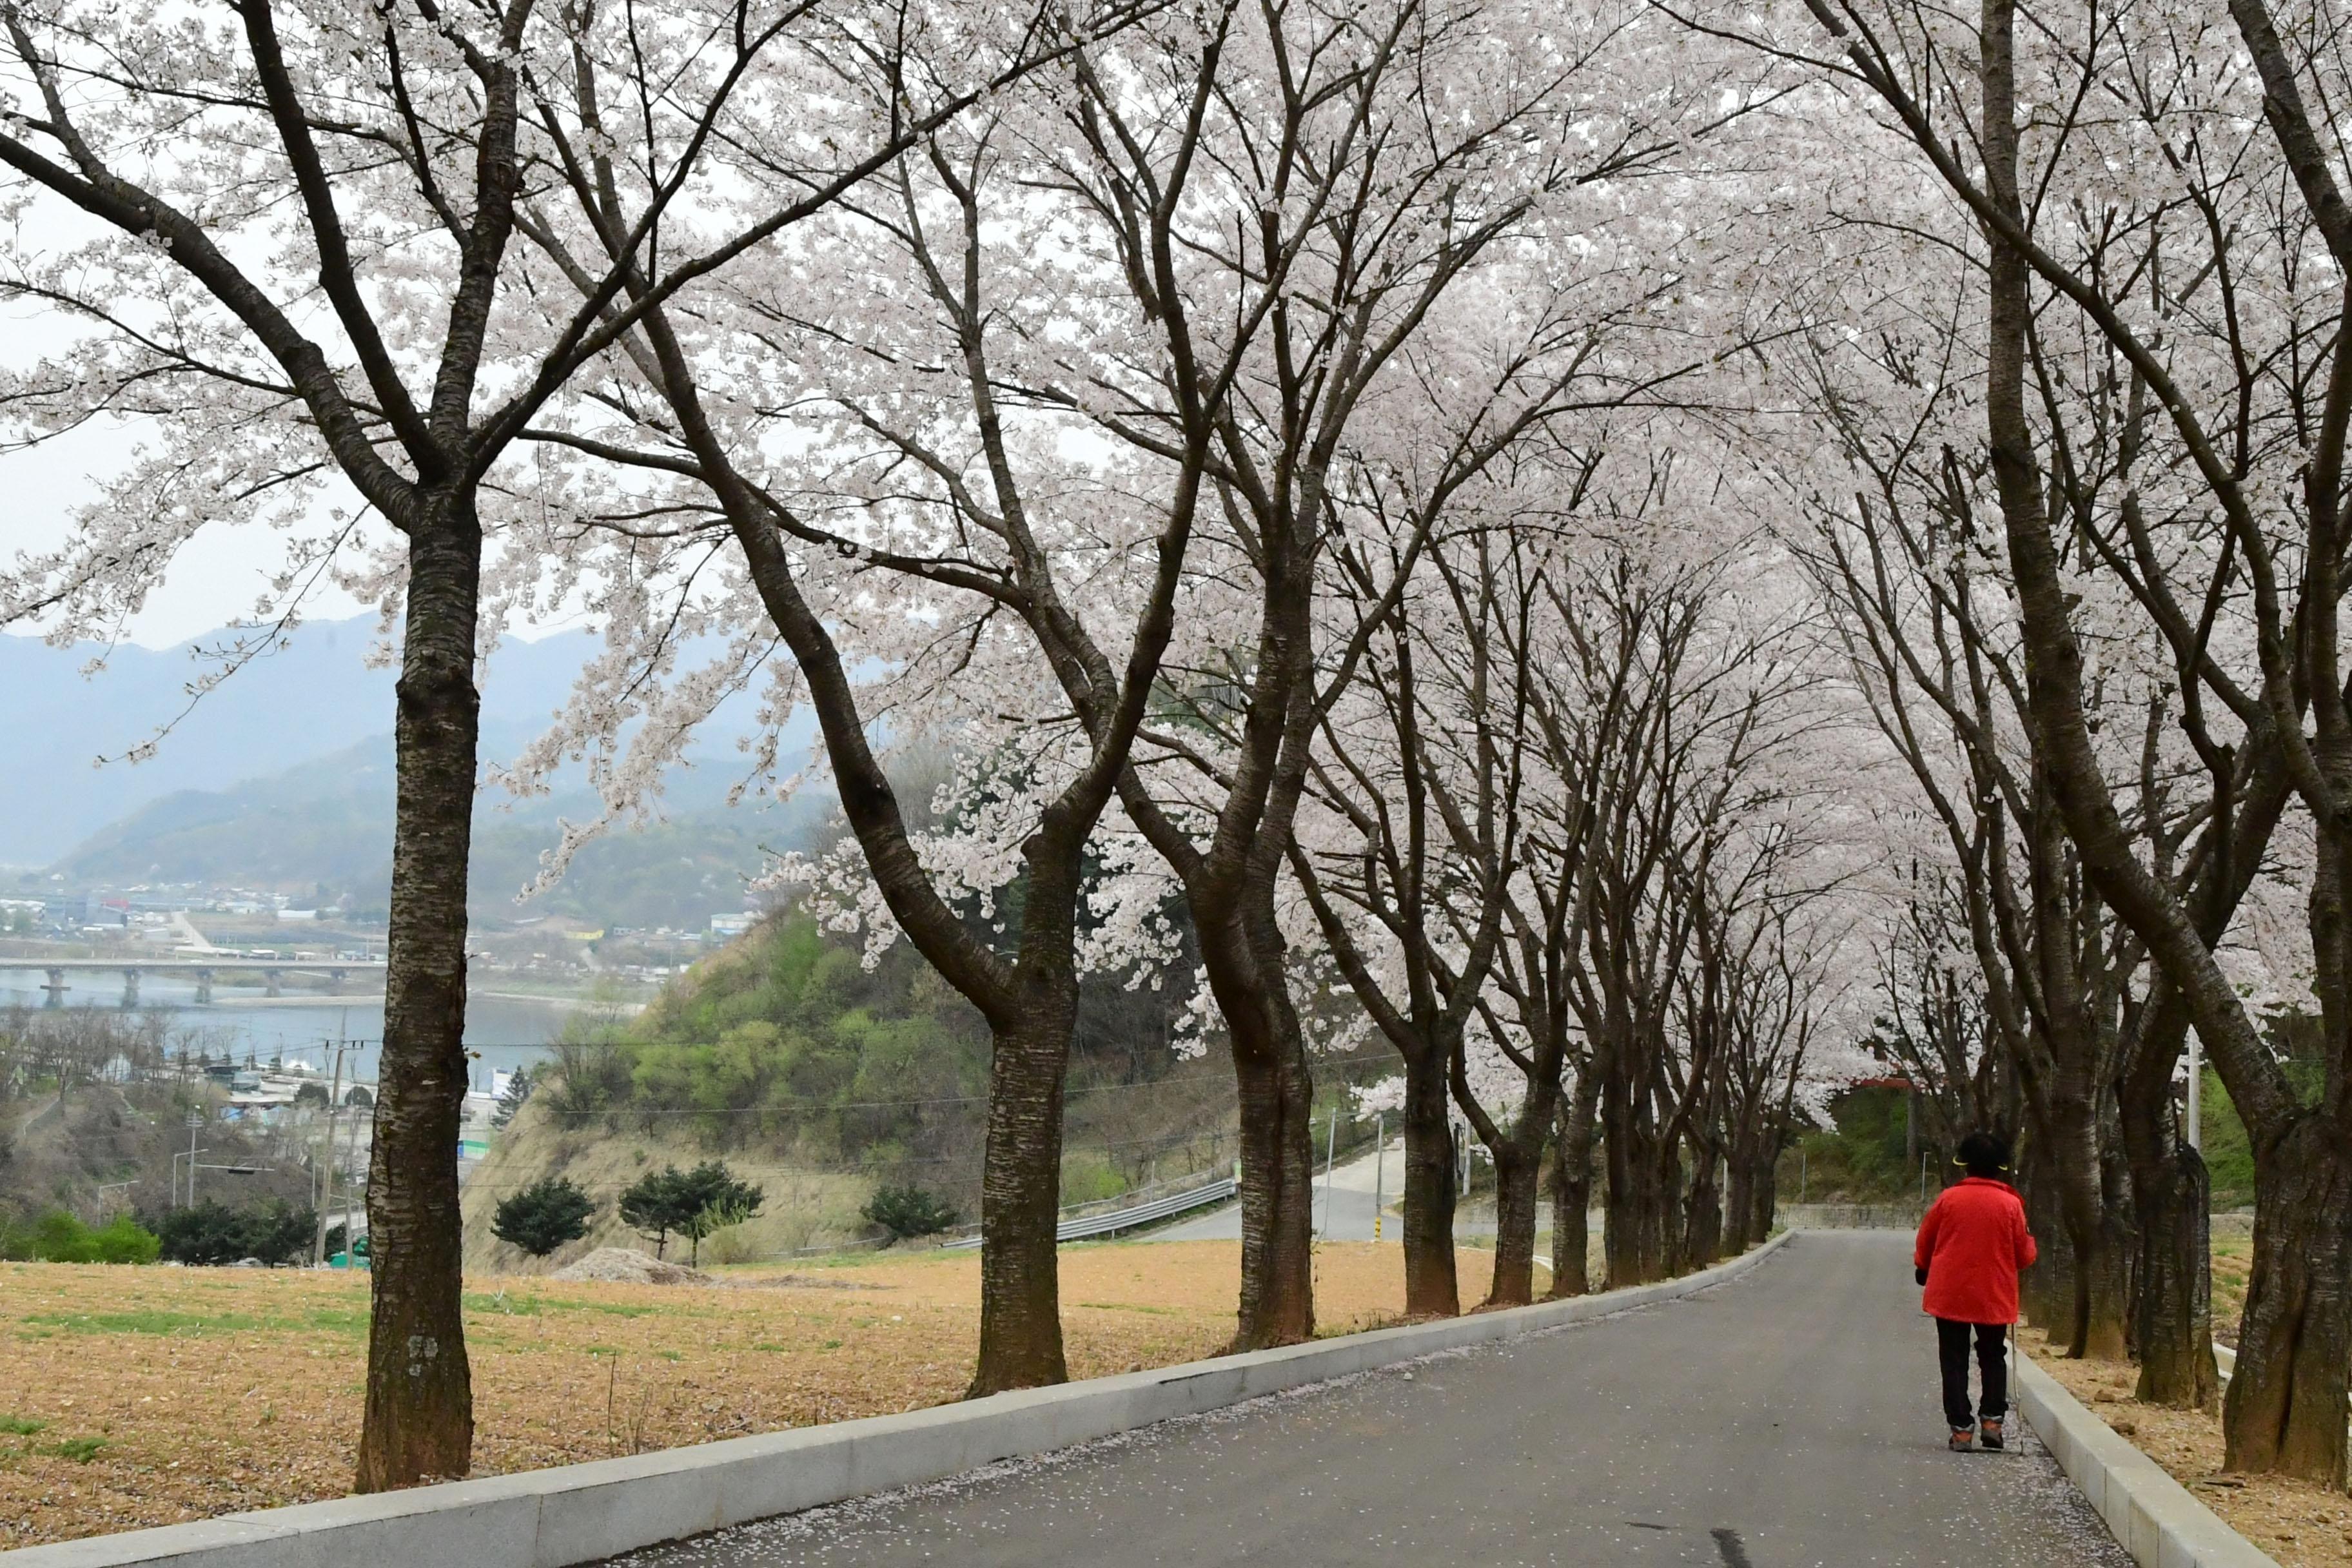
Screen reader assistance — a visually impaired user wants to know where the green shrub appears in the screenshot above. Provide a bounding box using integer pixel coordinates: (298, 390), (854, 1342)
(149, 1200), (315, 1266)
(863, 1184), (959, 1240)
(1058, 1155), (1125, 1206)
(0, 1210), (160, 1264)
(80, 1214), (162, 1264)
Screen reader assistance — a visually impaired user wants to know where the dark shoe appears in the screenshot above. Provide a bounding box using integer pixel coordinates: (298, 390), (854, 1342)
(1978, 1418), (2004, 1451)
(1948, 1427), (1974, 1452)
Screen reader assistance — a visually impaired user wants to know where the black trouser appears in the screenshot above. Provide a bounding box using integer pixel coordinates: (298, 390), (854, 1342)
(1936, 1318), (2009, 1430)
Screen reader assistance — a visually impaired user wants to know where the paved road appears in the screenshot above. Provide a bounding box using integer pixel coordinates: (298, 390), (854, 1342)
(1159, 1139), (1515, 1242)
(612, 1232), (2131, 1567)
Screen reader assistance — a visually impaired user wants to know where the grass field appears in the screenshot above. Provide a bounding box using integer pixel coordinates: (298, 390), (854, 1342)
(0, 1240), (1528, 1548)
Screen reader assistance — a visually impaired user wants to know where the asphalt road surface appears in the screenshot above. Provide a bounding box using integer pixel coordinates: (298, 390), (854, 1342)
(611, 1231), (2132, 1567)
(1159, 1139), (1513, 1242)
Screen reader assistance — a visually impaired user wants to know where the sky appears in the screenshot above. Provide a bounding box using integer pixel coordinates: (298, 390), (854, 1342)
(3, 287), (378, 649)
(10, 431), (377, 648)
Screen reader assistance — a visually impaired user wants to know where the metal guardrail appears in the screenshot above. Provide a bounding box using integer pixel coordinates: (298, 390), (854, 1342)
(944, 1176), (1237, 1249)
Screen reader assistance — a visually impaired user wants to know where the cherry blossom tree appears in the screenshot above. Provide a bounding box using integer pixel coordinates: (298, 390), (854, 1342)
(0, 0), (1131, 1476)
(1703, 0), (2343, 1464)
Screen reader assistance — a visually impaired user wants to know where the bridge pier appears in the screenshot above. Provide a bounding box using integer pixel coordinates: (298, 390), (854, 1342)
(41, 968), (65, 1008)
(264, 968), (282, 998)
(193, 968), (212, 1005)
(121, 968), (139, 1009)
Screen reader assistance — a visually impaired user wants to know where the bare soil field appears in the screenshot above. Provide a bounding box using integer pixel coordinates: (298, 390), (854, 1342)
(0, 1240), (1505, 1547)
(2211, 1231), (2252, 1346)
(2026, 1329), (2352, 1568)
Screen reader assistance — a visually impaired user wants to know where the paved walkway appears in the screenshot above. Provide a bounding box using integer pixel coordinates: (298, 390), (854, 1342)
(1159, 1139), (1513, 1242)
(612, 1232), (2132, 1567)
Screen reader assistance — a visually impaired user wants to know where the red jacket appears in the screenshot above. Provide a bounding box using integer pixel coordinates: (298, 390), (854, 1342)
(1914, 1177), (2037, 1324)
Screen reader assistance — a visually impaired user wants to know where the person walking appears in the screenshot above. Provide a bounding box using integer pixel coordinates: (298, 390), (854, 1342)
(1914, 1130), (2037, 1452)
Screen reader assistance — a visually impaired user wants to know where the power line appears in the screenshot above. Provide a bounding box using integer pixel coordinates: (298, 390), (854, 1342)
(449, 1131), (1242, 1192)
(506, 1049), (1398, 1116)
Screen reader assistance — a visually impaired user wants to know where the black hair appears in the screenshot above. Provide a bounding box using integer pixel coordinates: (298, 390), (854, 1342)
(1955, 1129), (2010, 1178)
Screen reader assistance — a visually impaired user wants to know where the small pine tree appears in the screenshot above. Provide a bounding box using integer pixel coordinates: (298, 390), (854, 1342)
(490, 1067), (534, 1130)
(672, 1161), (763, 1267)
(863, 1185), (960, 1240)
(491, 1175), (596, 1257)
(618, 1165), (689, 1259)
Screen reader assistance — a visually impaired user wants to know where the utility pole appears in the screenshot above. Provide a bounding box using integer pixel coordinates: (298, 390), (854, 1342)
(182, 1112), (202, 1208)
(2187, 1030), (2203, 1152)
(341, 1066), (362, 1266)
(1320, 1110), (1337, 1238)
(313, 1041), (346, 1266)
(1372, 1112), (1385, 1242)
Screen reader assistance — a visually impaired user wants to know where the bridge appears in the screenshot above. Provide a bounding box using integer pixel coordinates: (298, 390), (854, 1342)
(0, 957), (387, 1006)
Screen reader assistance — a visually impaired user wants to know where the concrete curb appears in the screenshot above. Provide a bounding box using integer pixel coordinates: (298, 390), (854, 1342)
(2015, 1349), (2280, 1568)
(3, 1231), (1793, 1567)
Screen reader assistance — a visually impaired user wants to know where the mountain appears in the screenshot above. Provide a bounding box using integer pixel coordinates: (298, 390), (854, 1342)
(0, 616), (806, 868)
(50, 732), (834, 928)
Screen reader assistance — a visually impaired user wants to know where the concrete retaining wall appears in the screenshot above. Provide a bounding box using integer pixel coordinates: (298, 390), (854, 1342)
(3, 1233), (1792, 1568)
(1775, 1202), (1925, 1230)
(2015, 1351), (2279, 1568)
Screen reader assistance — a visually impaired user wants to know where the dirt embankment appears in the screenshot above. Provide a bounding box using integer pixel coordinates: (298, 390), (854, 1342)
(2026, 1330), (2352, 1568)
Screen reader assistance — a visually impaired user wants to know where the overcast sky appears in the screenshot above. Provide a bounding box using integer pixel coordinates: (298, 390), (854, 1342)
(12, 436), (378, 649)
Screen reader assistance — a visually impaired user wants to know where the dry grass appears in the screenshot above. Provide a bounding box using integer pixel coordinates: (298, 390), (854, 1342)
(2023, 1329), (2352, 1567)
(0, 1240), (1509, 1548)
(2212, 1232), (2252, 1348)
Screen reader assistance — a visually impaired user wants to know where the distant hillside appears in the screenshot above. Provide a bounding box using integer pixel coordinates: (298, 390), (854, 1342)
(0, 616), (803, 867)
(52, 734), (834, 930)
(55, 736), (397, 889)
(460, 910), (1241, 1272)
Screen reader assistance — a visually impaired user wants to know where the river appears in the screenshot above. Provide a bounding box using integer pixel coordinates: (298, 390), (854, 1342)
(0, 966), (595, 1088)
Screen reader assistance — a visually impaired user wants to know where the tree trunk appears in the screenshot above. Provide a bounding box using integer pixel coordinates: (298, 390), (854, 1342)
(2224, 1115), (2352, 1482)
(1230, 1035), (1315, 1347)
(2127, 1123), (2218, 1409)
(1747, 1156), (1778, 1246)
(1399, 1048), (1459, 1317)
(1548, 1083), (1596, 1298)
(2019, 1138), (2072, 1334)
(1604, 1119), (1676, 1288)
(1485, 1146), (1542, 1308)
(968, 985), (1075, 1395)
(1207, 886), (1316, 1349)
(1681, 1140), (1723, 1270)
(1600, 1041), (1676, 1287)
(356, 516), (480, 1492)
(2050, 1086), (2122, 1359)
(2090, 1118), (2136, 1360)
(1724, 1160), (1755, 1254)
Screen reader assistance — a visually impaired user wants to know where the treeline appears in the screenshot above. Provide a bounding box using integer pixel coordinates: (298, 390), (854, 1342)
(0, 0), (1867, 1484)
(1792, 0), (2352, 1485)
